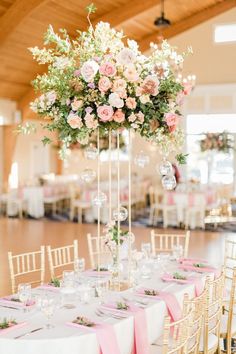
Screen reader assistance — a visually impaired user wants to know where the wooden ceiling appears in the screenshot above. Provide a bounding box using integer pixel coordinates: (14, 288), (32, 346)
(0, 0), (235, 104)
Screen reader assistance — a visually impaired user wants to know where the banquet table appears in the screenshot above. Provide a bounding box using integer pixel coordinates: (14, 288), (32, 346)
(0, 261), (215, 354)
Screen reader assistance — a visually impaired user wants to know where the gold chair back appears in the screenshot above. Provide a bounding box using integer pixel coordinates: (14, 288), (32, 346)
(87, 233), (112, 269)
(151, 230), (190, 257)
(8, 246), (45, 293)
(47, 240), (78, 278)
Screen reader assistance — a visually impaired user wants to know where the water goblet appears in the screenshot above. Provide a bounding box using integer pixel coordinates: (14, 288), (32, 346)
(172, 245), (183, 261)
(141, 243), (152, 259)
(18, 283), (31, 312)
(74, 258), (85, 275)
(40, 295), (57, 329)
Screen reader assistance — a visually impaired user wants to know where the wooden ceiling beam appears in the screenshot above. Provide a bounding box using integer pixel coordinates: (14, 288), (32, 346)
(0, 0), (49, 45)
(139, 0), (236, 52)
(94, 0), (160, 28)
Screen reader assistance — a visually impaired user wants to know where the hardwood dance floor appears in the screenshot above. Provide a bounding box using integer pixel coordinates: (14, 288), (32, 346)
(0, 217), (232, 296)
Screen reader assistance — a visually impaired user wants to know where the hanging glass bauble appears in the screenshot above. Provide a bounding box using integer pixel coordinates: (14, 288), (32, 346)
(92, 191), (107, 207)
(134, 151), (150, 168)
(112, 207), (128, 222)
(161, 174), (176, 190)
(84, 145), (98, 160)
(80, 168), (96, 183)
(158, 160), (173, 176)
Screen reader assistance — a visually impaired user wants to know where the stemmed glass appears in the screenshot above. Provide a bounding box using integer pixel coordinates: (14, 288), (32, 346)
(18, 283), (31, 312)
(40, 295), (57, 329)
(74, 258), (85, 275)
(172, 245), (183, 261)
(141, 243), (152, 259)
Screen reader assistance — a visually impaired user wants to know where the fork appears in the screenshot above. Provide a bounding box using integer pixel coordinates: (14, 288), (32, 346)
(14, 327), (43, 339)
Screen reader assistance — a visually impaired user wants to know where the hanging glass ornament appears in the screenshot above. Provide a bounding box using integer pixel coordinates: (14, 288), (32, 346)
(92, 191), (107, 207)
(158, 160), (173, 176)
(84, 145), (98, 160)
(80, 168), (96, 183)
(112, 207), (128, 222)
(161, 174), (176, 190)
(134, 151), (150, 168)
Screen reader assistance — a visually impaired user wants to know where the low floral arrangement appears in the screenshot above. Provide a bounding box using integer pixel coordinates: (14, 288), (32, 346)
(49, 278), (61, 287)
(173, 272), (186, 280)
(192, 263), (205, 268)
(7, 297), (21, 303)
(93, 266), (109, 272)
(0, 318), (17, 330)
(27, 4), (192, 162)
(72, 316), (95, 327)
(200, 132), (234, 153)
(144, 289), (158, 296)
(116, 301), (129, 310)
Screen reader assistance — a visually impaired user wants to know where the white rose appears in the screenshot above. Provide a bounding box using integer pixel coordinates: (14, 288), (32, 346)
(108, 92), (124, 108)
(139, 95), (151, 104)
(71, 99), (83, 111)
(116, 48), (136, 65)
(81, 60), (99, 82)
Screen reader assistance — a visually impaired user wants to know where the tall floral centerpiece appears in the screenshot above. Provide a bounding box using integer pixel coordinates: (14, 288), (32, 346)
(27, 4), (192, 288)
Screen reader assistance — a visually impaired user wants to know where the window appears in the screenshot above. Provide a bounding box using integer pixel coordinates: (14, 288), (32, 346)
(186, 114), (235, 185)
(214, 24), (236, 43)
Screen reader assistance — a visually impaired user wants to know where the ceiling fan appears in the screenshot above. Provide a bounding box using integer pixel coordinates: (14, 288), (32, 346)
(154, 0), (171, 28)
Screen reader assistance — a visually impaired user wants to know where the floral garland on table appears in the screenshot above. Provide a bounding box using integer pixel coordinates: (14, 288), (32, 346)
(27, 4), (192, 163)
(200, 132), (234, 153)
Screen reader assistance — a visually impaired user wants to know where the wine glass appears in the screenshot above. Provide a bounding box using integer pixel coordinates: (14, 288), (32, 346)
(172, 245), (183, 261)
(40, 295), (57, 329)
(74, 258), (85, 274)
(141, 243), (152, 259)
(18, 283), (31, 312)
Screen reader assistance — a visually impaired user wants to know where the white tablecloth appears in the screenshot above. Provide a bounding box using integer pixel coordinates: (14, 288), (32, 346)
(0, 262), (212, 354)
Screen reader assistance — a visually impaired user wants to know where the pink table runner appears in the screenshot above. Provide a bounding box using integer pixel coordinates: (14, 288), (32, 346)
(0, 322), (27, 335)
(161, 274), (204, 296)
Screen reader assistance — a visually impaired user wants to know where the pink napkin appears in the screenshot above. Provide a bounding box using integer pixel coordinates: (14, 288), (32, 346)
(136, 288), (182, 322)
(161, 274), (204, 296)
(102, 302), (149, 354)
(83, 270), (111, 277)
(67, 321), (120, 354)
(0, 297), (35, 307)
(0, 322), (27, 335)
(178, 257), (208, 264)
(178, 264), (220, 278)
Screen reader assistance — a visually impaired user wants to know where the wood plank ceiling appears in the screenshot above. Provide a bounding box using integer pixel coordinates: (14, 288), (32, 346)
(0, 0), (235, 103)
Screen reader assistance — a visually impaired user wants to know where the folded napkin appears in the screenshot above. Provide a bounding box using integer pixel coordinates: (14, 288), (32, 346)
(136, 288), (182, 322)
(67, 320), (120, 354)
(102, 302), (149, 354)
(0, 296), (35, 307)
(0, 322), (27, 335)
(178, 264), (220, 278)
(161, 274), (204, 296)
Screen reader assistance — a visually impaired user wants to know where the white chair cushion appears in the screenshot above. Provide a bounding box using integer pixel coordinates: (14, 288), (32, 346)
(199, 333), (218, 352)
(220, 314), (236, 335)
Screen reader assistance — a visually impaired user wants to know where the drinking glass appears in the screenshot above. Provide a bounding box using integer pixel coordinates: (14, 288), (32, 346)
(74, 258), (85, 274)
(94, 278), (109, 302)
(172, 245), (183, 260)
(77, 284), (93, 304)
(18, 283), (31, 311)
(40, 295), (57, 329)
(141, 243), (152, 259)
(140, 260), (152, 279)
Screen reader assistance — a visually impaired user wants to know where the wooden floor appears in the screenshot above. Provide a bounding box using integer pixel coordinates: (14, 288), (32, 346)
(0, 217), (232, 297)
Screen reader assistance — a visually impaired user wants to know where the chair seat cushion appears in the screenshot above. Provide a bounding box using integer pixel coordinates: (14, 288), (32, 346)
(220, 314), (236, 336)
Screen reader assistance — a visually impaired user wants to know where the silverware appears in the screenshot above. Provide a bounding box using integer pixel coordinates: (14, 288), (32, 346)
(96, 309), (125, 320)
(0, 304), (20, 310)
(14, 327), (43, 339)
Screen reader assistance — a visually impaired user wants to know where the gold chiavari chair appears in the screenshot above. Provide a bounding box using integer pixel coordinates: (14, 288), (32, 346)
(8, 246), (45, 293)
(199, 272), (225, 354)
(223, 238), (236, 303)
(47, 240), (78, 278)
(150, 294), (192, 354)
(87, 233), (112, 269)
(220, 267), (236, 354)
(151, 230), (190, 258)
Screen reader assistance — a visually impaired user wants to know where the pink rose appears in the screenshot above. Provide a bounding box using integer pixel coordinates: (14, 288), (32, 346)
(67, 113), (83, 129)
(71, 98), (83, 111)
(136, 111), (144, 123)
(165, 112), (180, 132)
(99, 62), (116, 77)
(81, 60), (99, 82)
(183, 82), (192, 95)
(98, 76), (112, 92)
(112, 109), (125, 123)
(84, 113), (98, 129)
(112, 78), (127, 96)
(97, 105), (114, 122)
(123, 65), (139, 82)
(176, 91), (185, 105)
(128, 113), (136, 122)
(140, 75), (159, 96)
(126, 97), (137, 110)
